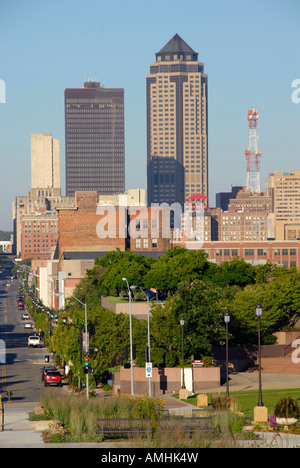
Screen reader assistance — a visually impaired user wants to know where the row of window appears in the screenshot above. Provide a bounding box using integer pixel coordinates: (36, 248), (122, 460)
(215, 248), (297, 256)
(135, 238), (158, 249)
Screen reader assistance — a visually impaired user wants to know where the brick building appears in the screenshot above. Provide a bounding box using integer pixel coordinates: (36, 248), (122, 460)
(20, 211), (59, 261)
(183, 239), (300, 270)
(266, 170), (300, 240)
(55, 191), (171, 302)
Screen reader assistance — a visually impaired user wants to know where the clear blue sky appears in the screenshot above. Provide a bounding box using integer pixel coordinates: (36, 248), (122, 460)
(0, 0), (299, 230)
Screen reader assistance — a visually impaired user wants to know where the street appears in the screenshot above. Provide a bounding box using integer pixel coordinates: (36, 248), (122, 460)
(0, 271), (55, 404)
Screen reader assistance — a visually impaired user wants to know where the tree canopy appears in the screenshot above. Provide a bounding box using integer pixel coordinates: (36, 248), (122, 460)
(48, 247), (300, 382)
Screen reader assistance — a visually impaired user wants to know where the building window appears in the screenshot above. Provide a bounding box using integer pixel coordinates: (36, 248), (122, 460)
(152, 238), (158, 249)
(245, 249), (254, 256)
(135, 238), (141, 249)
(143, 238), (149, 249)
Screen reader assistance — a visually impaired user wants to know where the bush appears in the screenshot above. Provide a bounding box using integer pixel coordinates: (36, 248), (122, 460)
(274, 397), (300, 419)
(211, 394), (234, 411)
(39, 394), (166, 440)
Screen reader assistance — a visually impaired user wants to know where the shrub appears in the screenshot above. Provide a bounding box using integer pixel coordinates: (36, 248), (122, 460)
(274, 397), (300, 419)
(211, 394), (234, 411)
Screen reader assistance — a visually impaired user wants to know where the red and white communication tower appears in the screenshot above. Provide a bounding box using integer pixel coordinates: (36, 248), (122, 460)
(244, 108), (262, 194)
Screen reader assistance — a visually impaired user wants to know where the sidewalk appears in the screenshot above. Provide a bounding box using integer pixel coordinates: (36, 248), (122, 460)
(0, 403), (44, 448)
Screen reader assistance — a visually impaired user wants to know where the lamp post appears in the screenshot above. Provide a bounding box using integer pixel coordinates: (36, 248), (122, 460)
(180, 316), (186, 389)
(224, 309), (230, 399)
(122, 277), (134, 395)
(131, 285), (151, 396)
(256, 300), (263, 407)
(54, 292), (89, 399)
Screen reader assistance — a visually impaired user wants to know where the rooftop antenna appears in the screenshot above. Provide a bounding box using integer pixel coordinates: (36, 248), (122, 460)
(244, 108), (262, 194)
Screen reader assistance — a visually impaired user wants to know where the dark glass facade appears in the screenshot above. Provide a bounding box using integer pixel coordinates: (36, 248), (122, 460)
(65, 82), (125, 197)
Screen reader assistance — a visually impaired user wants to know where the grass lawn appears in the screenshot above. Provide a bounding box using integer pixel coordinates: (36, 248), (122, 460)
(106, 296), (147, 304)
(185, 388), (300, 419)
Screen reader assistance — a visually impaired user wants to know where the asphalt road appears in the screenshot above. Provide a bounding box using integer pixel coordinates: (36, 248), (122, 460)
(0, 273), (53, 404)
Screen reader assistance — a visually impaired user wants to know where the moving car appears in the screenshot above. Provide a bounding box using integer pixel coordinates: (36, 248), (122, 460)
(24, 322), (33, 329)
(28, 335), (41, 347)
(44, 371), (63, 387)
(22, 312), (30, 320)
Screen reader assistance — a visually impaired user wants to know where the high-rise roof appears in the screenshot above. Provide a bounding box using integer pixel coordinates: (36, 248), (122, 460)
(156, 34), (198, 61)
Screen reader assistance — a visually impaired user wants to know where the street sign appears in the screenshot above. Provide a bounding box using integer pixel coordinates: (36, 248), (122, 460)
(146, 362), (152, 378)
(83, 332), (89, 352)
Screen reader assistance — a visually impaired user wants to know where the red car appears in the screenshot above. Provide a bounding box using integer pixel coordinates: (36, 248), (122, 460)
(44, 371), (63, 387)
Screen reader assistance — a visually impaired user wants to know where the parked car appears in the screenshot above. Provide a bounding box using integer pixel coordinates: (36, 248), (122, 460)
(41, 365), (57, 381)
(44, 371), (63, 387)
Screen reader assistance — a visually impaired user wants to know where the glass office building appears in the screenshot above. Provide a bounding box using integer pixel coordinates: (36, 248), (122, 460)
(65, 81), (125, 197)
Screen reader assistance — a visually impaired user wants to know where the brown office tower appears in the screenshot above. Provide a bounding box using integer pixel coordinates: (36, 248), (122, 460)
(146, 34), (208, 207)
(65, 81), (125, 197)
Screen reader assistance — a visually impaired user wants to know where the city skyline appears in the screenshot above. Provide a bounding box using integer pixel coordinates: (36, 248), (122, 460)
(0, 0), (299, 230)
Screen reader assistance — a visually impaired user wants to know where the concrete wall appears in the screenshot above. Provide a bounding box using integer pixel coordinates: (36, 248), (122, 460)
(101, 296), (151, 320)
(113, 366), (220, 396)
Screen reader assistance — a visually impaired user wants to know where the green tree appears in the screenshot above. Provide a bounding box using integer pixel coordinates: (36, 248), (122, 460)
(207, 258), (256, 288)
(228, 271), (300, 345)
(145, 247), (210, 296)
(87, 249), (153, 296)
(150, 280), (227, 366)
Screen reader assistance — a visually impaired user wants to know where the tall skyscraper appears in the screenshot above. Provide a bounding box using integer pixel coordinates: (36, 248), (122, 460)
(31, 133), (60, 189)
(65, 81), (125, 197)
(146, 34), (208, 207)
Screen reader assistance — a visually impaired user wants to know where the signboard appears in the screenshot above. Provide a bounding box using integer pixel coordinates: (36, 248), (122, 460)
(146, 362), (152, 378)
(82, 332), (89, 352)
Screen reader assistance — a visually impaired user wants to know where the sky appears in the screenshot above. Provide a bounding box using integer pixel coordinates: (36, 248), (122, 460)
(0, 0), (299, 231)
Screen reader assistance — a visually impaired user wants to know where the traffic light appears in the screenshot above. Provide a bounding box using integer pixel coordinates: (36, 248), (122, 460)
(84, 353), (89, 367)
(121, 346), (128, 361)
(47, 326), (51, 336)
(142, 347), (149, 362)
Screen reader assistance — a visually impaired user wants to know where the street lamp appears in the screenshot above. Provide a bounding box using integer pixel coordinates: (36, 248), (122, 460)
(54, 292), (89, 399)
(122, 277), (134, 395)
(224, 309), (230, 399)
(131, 285), (151, 396)
(180, 316), (186, 389)
(256, 300), (263, 407)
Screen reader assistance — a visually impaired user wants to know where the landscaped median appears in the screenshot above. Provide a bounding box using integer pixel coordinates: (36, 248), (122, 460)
(29, 393), (259, 447)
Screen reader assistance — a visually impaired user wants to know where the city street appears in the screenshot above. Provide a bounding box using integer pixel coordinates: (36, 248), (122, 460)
(0, 272), (52, 404)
